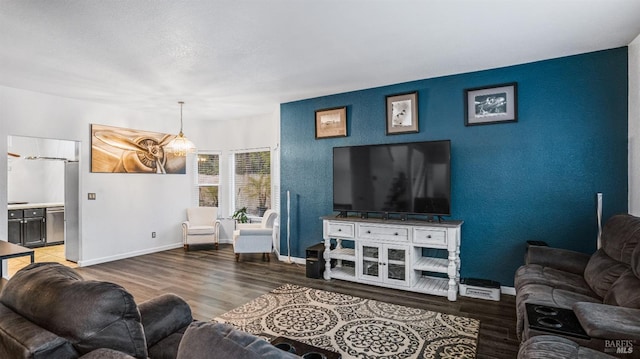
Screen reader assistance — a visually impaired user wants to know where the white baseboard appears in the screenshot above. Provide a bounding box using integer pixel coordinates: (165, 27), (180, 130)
(275, 254), (305, 265)
(78, 242), (183, 267)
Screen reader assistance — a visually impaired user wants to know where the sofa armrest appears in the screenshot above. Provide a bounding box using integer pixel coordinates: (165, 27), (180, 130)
(573, 302), (640, 340)
(0, 304), (77, 358)
(525, 246), (591, 275)
(138, 294), (193, 348)
(177, 322), (299, 359)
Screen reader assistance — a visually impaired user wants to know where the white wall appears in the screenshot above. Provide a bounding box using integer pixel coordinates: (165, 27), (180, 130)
(630, 34), (640, 215)
(8, 136), (77, 203)
(192, 110), (280, 218)
(1, 86), (280, 270)
(0, 86), (192, 267)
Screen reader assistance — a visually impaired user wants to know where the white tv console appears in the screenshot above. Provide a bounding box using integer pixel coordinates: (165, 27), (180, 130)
(321, 216), (462, 301)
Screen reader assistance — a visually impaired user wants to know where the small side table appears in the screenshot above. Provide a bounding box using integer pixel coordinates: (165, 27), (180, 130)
(217, 218), (237, 242)
(0, 241), (35, 278)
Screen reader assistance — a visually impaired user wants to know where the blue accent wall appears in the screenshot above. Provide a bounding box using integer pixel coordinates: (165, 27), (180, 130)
(280, 48), (628, 286)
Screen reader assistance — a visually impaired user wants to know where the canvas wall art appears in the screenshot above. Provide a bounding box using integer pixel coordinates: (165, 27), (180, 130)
(91, 124), (186, 174)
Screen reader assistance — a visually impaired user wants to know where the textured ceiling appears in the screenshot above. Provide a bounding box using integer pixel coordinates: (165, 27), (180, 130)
(1, 0), (640, 122)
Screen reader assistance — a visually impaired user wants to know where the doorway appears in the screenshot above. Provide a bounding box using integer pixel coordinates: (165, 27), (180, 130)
(6, 135), (81, 272)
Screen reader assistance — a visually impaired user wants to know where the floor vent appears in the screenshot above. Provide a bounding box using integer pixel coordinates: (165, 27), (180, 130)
(459, 278), (500, 301)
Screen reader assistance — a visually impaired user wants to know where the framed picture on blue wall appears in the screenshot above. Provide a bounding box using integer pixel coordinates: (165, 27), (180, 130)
(386, 91), (419, 135)
(465, 82), (518, 126)
(315, 106), (347, 139)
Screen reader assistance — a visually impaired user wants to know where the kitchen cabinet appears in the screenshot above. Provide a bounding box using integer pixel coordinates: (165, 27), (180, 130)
(7, 208), (46, 248)
(8, 210), (22, 245)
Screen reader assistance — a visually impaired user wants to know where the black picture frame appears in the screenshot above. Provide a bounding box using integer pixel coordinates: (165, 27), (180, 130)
(315, 107), (347, 139)
(465, 82), (518, 126)
(386, 91), (419, 135)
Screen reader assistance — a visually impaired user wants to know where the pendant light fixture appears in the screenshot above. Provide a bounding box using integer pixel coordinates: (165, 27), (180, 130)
(165, 101), (196, 156)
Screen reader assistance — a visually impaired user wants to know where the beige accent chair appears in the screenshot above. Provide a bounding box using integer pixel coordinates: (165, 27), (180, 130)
(182, 207), (221, 251)
(232, 209), (278, 262)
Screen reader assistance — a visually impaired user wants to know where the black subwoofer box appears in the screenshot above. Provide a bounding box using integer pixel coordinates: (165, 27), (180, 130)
(305, 243), (325, 279)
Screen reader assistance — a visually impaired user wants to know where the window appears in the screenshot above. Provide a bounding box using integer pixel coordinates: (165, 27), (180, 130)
(195, 152), (220, 207)
(231, 149), (271, 217)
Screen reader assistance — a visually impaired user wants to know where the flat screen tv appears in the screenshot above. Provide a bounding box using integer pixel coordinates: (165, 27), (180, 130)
(333, 140), (451, 217)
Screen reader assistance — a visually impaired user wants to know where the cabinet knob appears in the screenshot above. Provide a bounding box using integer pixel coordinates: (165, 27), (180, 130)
(427, 235), (432, 238)
(394, 232), (398, 236)
(338, 229), (342, 232)
(367, 230), (371, 234)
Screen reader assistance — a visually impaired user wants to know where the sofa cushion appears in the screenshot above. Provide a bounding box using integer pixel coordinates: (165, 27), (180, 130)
(514, 264), (595, 297)
(583, 249), (628, 298)
(603, 269), (640, 308)
(0, 263), (148, 358)
(601, 214), (640, 264)
(187, 225), (216, 235)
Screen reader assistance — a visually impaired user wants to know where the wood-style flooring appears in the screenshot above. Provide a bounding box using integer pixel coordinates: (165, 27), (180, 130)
(1, 244), (520, 358)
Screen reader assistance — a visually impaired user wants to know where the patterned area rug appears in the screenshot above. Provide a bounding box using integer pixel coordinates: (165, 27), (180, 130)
(213, 284), (479, 358)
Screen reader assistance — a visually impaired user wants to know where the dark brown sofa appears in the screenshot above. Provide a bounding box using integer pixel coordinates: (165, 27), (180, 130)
(514, 214), (640, 358)
(0, 262), (300, 359)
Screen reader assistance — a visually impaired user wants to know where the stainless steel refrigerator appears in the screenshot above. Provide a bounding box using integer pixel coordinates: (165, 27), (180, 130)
(64, 161), (80, 262)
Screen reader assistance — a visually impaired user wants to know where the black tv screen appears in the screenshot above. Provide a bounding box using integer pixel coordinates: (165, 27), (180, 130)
(333, 140), (451, 216)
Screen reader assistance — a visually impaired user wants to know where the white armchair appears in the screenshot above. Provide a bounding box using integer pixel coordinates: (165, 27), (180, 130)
(232, 209), (278, 262)
(182, 207), (221, 251)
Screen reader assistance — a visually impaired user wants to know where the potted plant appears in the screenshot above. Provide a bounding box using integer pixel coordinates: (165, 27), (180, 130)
(232, 207), (248, 224)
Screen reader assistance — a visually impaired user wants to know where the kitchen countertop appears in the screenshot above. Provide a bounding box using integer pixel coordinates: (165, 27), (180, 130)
(8, 202), (64, 210)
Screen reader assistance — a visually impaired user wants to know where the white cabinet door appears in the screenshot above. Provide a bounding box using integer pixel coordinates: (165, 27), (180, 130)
(358, 243), (409, 287)
(360, 243), (381, 282)
(385, 244), (410, 286)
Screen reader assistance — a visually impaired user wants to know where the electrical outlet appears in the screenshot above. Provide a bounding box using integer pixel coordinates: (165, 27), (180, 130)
(88, 193), (96, 200)
(152, 232), (156, 238)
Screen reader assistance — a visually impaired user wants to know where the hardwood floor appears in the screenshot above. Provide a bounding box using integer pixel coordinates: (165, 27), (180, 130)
(2, 244), (520, 358)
